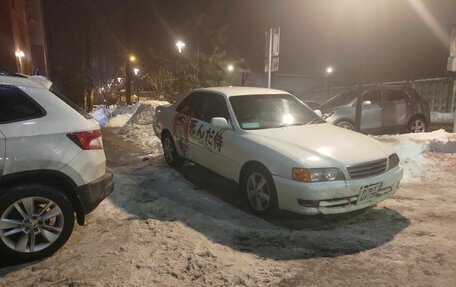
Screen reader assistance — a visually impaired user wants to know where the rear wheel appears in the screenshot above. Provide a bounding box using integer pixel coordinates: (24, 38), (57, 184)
(0, 185), (75, 263)
(161, 132), (184, 167)
(242, 164), (279, 217)
(336, 120), (354, 130)
(408, 117), (427, 133)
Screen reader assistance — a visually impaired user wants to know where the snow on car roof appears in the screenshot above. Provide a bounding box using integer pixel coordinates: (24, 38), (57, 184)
(194, 86), (288, 97)
(0, 74), (51, 89)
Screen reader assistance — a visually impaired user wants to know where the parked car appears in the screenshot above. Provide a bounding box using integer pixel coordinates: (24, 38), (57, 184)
(0, 73), (113, 262)
(303, 100), (321, 111)
(319, 86), (430, 134)
(153, 87), (403, 217)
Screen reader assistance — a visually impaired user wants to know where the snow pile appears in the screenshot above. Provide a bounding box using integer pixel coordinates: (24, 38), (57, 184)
(111, 102), (141, 117)
(373, 130), (456, 184)
(104, 103), (141, 128)
(118, 100), (169, 154)
(431, 111), (454, 124)
(106, 114), (132, 128)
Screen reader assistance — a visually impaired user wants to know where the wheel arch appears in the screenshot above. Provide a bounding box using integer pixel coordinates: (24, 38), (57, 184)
(238, 160), (271, 185)
(0, 170), (85, 225)
(161, 128), (173, 140)
(408, 113), (428, 123)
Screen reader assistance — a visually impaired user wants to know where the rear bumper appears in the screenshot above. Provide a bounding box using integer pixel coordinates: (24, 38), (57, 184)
(77, 170), (114, 215)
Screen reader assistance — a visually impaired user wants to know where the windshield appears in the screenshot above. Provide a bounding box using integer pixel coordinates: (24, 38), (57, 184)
(229, 94), (324, 130)
(320, 90), (356, 110)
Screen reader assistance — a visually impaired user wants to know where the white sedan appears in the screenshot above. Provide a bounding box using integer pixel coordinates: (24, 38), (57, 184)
(153, 87), (403, 217)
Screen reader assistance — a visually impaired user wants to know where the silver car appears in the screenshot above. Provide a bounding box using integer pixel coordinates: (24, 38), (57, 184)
(320, 86), (430, 134)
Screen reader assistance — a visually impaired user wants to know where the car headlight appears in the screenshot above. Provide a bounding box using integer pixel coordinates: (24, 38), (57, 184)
(292, 168), (345, 183)
(388, 153), (400, 170)
(322, 111), (333, 119)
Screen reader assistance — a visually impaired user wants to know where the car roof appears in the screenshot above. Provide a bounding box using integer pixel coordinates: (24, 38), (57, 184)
(0, 74), (51, 90)
(193, 86), (288, 97)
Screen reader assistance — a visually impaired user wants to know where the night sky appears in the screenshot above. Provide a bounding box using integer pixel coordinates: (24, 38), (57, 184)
(43, 0), (456, 88)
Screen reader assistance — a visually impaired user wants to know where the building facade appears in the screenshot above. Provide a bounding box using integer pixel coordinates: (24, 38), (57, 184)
(0, 0), (48, 76)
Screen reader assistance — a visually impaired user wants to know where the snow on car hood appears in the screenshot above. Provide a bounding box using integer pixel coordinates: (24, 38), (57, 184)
(244, 123), (394, 168)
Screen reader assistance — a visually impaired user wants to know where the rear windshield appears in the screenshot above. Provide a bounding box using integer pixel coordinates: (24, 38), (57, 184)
(50, 90), (92, 119)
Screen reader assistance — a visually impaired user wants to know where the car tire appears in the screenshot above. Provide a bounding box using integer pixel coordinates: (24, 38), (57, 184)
(161, 132), (184, 168)
(0, 184), (75, 263)
(242, 164), (279, 217)
(407, 117), (427, 133)
(336, 120), (355, 130)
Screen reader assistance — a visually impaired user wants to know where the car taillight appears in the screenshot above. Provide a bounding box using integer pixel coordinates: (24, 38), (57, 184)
(67, 130), (102, 150)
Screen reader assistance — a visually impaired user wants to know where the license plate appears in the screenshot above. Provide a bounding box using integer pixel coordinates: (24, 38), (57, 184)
(357, 183), (382, 204)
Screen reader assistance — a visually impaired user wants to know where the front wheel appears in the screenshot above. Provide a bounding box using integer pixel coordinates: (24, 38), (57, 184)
(242, 164), (279, 217)
(161, 133), (184, 168)
(0, 185), (75, 263)
(408, 117), (427, 133)
(336, 120), (354, 130)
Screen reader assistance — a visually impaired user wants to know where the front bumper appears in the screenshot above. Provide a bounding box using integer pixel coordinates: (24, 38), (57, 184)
(77, 170), (114, 215)
(273, 166), (403, 215)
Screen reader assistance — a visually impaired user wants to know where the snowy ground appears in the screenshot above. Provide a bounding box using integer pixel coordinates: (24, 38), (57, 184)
(1, 106), (456, 286)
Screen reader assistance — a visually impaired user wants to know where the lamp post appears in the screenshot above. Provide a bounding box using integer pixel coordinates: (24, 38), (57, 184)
(125, 54), (136, 105)
(325, 66), (334, 99)
(15, 50), (25, 73)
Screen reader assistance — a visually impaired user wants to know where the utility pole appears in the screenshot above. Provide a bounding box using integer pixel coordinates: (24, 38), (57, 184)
(267, 28), (273, 88)
(196, 40), (200, 83)
(125, 1), (132, 105)
(354, 85), (363, 132)
(265, 27), (279, 88)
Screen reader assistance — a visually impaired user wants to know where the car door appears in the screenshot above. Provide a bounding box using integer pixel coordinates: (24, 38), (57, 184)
(188, 92), (238, 180)
(172, 92), (204, 162)
(360, 89), (382, 131)
(0, 129), (5, 177)
(381, 89), (409, 131)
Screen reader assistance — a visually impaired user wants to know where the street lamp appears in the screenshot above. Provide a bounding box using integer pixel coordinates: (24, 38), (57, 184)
(15, 50), (25, 58)
(227, 64), (234, 72)
(176, 40), (186, 53)
(125, 54), (137, 105)
(325, 66), (334, 76)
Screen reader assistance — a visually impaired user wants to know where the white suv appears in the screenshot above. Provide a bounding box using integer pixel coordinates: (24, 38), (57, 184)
(0, 73), (113, 262)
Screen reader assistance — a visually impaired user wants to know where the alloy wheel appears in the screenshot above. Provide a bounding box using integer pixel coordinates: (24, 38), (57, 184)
(246, 172), (271, 211)
(338, 121), (354, 130)
(0, 197), (64, 253)
(409, 119), (426, 133)
(163, 137), (174, 163)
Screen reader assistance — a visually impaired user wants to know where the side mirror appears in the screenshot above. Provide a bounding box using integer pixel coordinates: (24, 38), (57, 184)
(211, 117), (232, 130)
(314, 109), (323, 117)
(362, 100), (372, 106)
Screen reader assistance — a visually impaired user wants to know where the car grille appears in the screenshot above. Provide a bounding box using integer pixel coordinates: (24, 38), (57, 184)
(347, 158), (387, 179)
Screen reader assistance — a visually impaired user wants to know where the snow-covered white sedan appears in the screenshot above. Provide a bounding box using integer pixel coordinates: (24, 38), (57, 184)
(153, 87), (403, 217)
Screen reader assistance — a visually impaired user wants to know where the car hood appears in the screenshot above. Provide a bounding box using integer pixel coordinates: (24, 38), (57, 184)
(244, 123), (393, 168)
